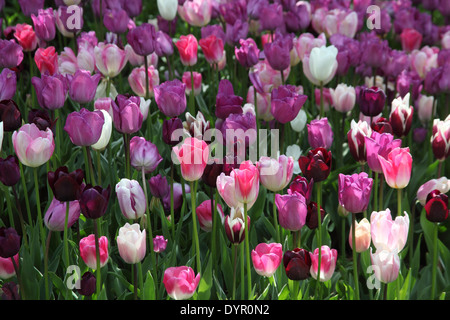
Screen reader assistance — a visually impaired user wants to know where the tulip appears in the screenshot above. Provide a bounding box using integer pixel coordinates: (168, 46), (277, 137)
(163, 266), (200, 300)
(196, 199), (225, 232)
(417, 177), (450, 206)
(365, 132), (402, 174)
(0, 40), (23, 69)
(235, 38), (260, 69)
(148, 174), (170, 199)
(79, 234), (109, 269)
(181, 71), (201, 97)
(298, 147), (332, 183)
(0, 156), (20, 187)
(370, 248), (400, 284)
(283, 248), (311, 280)
(115, 179), (146, 220)
(259, 3), (283, 31)
(44, 198), (80, 232)
(216, 172), (240, 209)
(288, 176), (314, 204)
(264, 33), (293, 72)
(154, 79), (187, 118)
(112, 94), (144, 134)
(64, 108), (104, 147)
(162, 182), (190, 213)
(257, 155), (294, 192)
(47, 166), (84, 202)
(371, 117), (393, 135)
(162, 117), (184, 146)
(310, 245), (337, 282)
(306, 45), (338, 86)
(370, 209), (409, 252)
(14, 23), (37, 52)
(77, 272), (96, 296)
(18, 0), (44, 17)
(0, 100), (22, 133)
(430, 116), (450, 161)
(157, 0), (177, 21)
(307, 118), (333, 150)
(224, 206), (249, 244)
(233, 160), (259, 206)
(389, 93), (414, 138)
(31, 8), (56, 42)
(251, 242), (282, 278)
(347, 119), (372, 164)
(416, 94), (434, 125)
(94, 42), (128, 78)
(330, 84), (355, 113)
(410, 46), (439, 79)
(79, 184), (111, 220)
(0, 69), (17, 102)
(128, 65), (160, 98)
(103, 8), (129, 34)
(359, 86), (386, 117)
(199, 34), (224, 65)
(425, 190), (449, 223)
(0, 255), (19, 280)
(172, 137), (209, 182)
(129, 136), (162, 174)
(0, 122), (2, 154)
(153, 235), (168, 253)
(91, 110), (112, 152)
(215, 79), (244, 119)
(1, 281), (19, 300)
(275, 190), (308, 232)
(270, 85), (307, 124)
(338, 172), (373, 214)
(117, 223), (146, 264)
(32, 74), (68, 111)
(378, 147), (412, 190)
(34, 46), (58, 76)
(306, 201), (325, 230)
(12, 123), (54, 167)
(400, 28), (422, 53)
(127, 23), (156, 57)
(290, 109), (307, 133)
(178, 0), (212, 27)
(0, 227), (21, 259)
(175, 34), (198, 67)
(55, 5), (84, 38)
(68, 70), (101, 105)
(349, 218), (371, 253)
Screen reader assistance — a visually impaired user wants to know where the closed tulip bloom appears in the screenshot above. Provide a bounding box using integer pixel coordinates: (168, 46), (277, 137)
(0, 254), (19, 280)
(34, 46), (58, 76)
(359, 86), (386, 117)
(79, 234), (109, 269)
(128, 65), (160, 98)
(370, 209), (409, 252)
(0, 40), (24, 68)
(430, 116), (450, 161)
(117, 223), (146, 264)
(77, 272), (96, 296)
(252, 242), (282, 278)
(196, 199), (225, 232)
(378, 147), (412, 189)
(103, 8), (129, 34)
(215, 79), (244, 119)
(68, 70), (101, 105)
(217, 172), (240, 209)
(425, 190), (449, 223)
(271, 85), (307, 124)
(290, 108), (307, 133)
(233, 160), (259, 205)
(14, 23), (37, 52)
(162, 117), (184, 146)
(283, 248), (311, 280)
(178, 0), (212, 27)
(389, 93), (414, 138)
(182, 71), (202, 96)
(0, 155), (19, 188)
(94, 42), (128, 78)
(298, 147), (332, 183)
(349, 218), (371, 252)
(400, 28), (422, 53)
(307, 118), (333, 150)
(175, 34), (198, 67)
(224, 206), (249, 244)
(127, 23), (156, 57)
(306, 201), (325, 229)
(259, 3), (283, 31)
(12, 123), (54, 167)
(307, 45), (338, 85)
(172, 137), (209, 182)
(199, 34), (224, 65)
(257, 155), (294, 192)
(153, 235), (168, 253)
(0, 100), (22, 132)
(330, 84), (355, 113)
(18, 0), (44, 17)
(129, 136), (162, 174)
(148, 174), (169, 199)
(0, 227), (21, 258)
(365, 132), (402, 173)
(235, 38), (260, 69)
(115, 179), (146, 220)
(162, 182), (190, 213)
(32, 74), (68, 110)
(310, 245), (337, 282)
(347, 119), (372, 164)
(370, 248), (400, 284)
(288, 175), (314, 204)
(163, 266), (200, 300)
(338, 172), (373, 214)
(64, 108), (104, 146)
(0, 69), (17, 101)
(79, 185), (111, 220)
(416, 94), (434, 125)
(31, 8), (56, 42)
(154, 79), (187, 118)
(91, 110), (112, 152)
(417, 177), (450, 206)
(47, 166), (84, 202)
(264, 34), (293, 72)
(112, 94), (143, 134)
(44, 198), (80, 232)
(275, 190), (308, 231)
(157, 0), (178, 21)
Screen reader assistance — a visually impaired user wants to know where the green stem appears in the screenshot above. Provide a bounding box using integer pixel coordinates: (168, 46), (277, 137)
(190, 181), (201, 274)
(12, 186), (27, 248)
(64, 201), (70, 269)
(244, 202), (252, 300)
(374, 172), (379, 212)
(273, 192), (280, 243)
(93, 219), (102, 298)
(232, 244), (237, 300)
(138, 261), (144, 300)
(170, 164), (175, 239)
(82, 147), (92, 184)
(3, 185), (14, 229)
(189, 67), (195, 115)
(397, 188), (402, 217)
(124, 134), (131, 179)
(28, 52), (35, 109)
(431, 222), (438, 300)
(11, 256), (25, 300)
(19, 162), (32, 225)
(142, 168), (156, 291)
(352, 213), (360, 300)
(240, 242), (245, 299)
(133, 263), (138, 300)
(96, 151), (102, 186)
(54, 109), (61, 168)
(320, 82), (324, 118)
(44, 230), (52, 300)
(33, 167), (46, 256)
(314, 182), (322, 298)
(211, 187), (217, 271)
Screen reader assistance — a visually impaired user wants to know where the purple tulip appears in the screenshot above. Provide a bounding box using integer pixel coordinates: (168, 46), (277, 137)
(338, 172), (373, 214)
(155, 31), (174, 57)
(0, 227), (21, 258)
(235, 38), (260, 69)
(79, 184), (111, 220)
(0, 40), (24, 68)
(275, 190), (308, 232)
(157, 15), (177, 37)
(382, 49), (410, 79)
(124, 0), (143, 18)
(220, 111), (257, 149)
(112, 94), (144, 134)
(396, 70), (422, 101)
(32, 74), (69, 111)
(424, 64), (450, 95)
(64, 108), (105, 146)
(307, 117), (333, 150)
(154, 79), (187, 118)
(162, 182), (191, 213)
(259, 3), (284, 31)
(148, 174), (170, 199)
(0, 156), (20, 187)
(264, 33), (293, 72)
(0, 100), (22, 132)
(364, 132), (402, 173)
(56, 5), (84, 36)
(215, 79), (243, 119)
(103, 8), (130, 34)
(219, 0), (247, 25)
(18, 0), (44, 17)
(31, 8), (56, 42)
(270, 85), (307, 124)
(28, 109), (56, 132)
(68, 70), (101, 105)
(247, 0), (269, 19)
(359, 32), (389, 70)
(162, 117), (184, 146)
(44, 198), (81, 232)
(127, 23), (157, 56)
(201, 24), (226, 43)
(225, 19), (249, 46)
(284, 3), (310, 32)
(0, 69), (17, 101)
(129, 136), (163, 174)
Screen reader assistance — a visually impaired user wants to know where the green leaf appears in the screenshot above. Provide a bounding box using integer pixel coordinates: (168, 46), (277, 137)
(143, 271), (156, 300)
(197, 254), (213, 300)
(277, 284), (289, 300)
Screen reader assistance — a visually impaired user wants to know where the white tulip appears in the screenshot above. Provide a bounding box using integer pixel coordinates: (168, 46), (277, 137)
(91, 110), (112, 151)
(157, 0), (178, 21)
(290, 109), (307, 133)
(117, 223), (146, 265)
(308, 45), (338, 85)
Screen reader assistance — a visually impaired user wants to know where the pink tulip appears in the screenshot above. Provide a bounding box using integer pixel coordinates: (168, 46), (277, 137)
(349, 218), (371, 253)
(251, 242), (283, 278)
(0, 254), (19, 280)
(34, 46), (58, 76)
(410, 46), (439, 79)
(12, 123), (54, 167)
(163, 266), (200, 300)
(307, 117), (333, 150)
(370, 248), (400, 284)
(416, 94), (434, 125)
(216, 172), (240, 208)
(365, 132), (402, 174)
(291, 33), (326, 62)
(330, 83), (355, 113)
(196, 199), (225, 232)
(310, 245), (338, 282)
(128, 65), (160, 98)
(257, 155), (294, 192)
(378, 147), (412, 189)
(116, 223), (146, 264)
(233, 160), (259, 206)
(94, 42), (128, 78)
(14, 23), (37, 52)
(44, 198), (80, 232)
(400, 28), (422, 53)
(79, 234), (109, 270)
(172, 137), (209, 182)
(182, 71), (202, 96)
(370, 209), (409, 252)
(177, 0), (212, 27)
(175, 34), (198, 67)
(199, 34), (224, 65)
(153, 235), (168, 253)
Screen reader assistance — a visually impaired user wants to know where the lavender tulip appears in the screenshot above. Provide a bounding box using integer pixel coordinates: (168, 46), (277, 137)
(103, 8), (130, 34)
(275, 190), (308, 232)
(0, 69), (17, 101)
(44, 198), (80, 232)
(127, 23), (157, 56)
(129, 136), (163, 174)
(264, 33), (293, 72)
(64, 108), (105, 146)
(338, 172), (373, 214)
(112, 95), (143, 134)
(154, 79), (187, 118)
(307, 117), (333, 150)
(0, 40), (24, 68)
(68, 70), (101, 105)
(271, 85), (307, 124)
(215, 79), (243, 119)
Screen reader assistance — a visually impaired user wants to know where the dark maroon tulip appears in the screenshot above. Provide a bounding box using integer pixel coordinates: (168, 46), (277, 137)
(148, 174), (170, 199)
(79, 184), (111, 219)
(77, 271), (96, 296)
(359, 86), (386, 117)
(28, 109), (57, 132)
(425, 190), (449, 223)
(0, 227), (21, 258)
(162, 117), (183, 146)
(0, 99), (21, 132)
(215, 79), (243, 119)
(288, 176), (314, 204)
(371, 117), (393, 134)
(306, 202), (325, 230)
(0, 156), (20, 187)
(126, 23), (157, 56)
(48, 166), (85, 202)
(1, 281), (20, 300)
(283, 248), (311, 281)
(202, 158), (224, 188)
(298, 148), (332, 183)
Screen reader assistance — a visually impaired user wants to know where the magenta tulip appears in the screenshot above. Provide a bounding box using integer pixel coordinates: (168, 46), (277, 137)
(307, 117), (333, 150)
(79, 234), (109, 269)
(338, 172), (373, 214)
(64, 108), (105, 146)
(68, 70), (102, 105)
(163, 266), (200, 300)
(275, 190), (308, 232)
(309, 245), (338, 282)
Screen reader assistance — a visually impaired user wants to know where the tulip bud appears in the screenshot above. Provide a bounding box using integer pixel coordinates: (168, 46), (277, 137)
(359, 86), (386, 117)
(349, 218), (371, 253)
(79, 185), (111, 220)
(309, 245), (337, 282)
(425, 190), (448, 223)
(44, 198), (80, 232)
(338, 172), (373, 214)
(257, 155), (294, 192)
(307, 117), (333, 150)
(0, 156), (20, 187)
(224, 206), (250, 244)
(77, 272), (96, 296)
(430, 116), (450, 161)
(117, 223), (146, 264)
(153, 235), (168, 253)
(305, 201), (325, 229)
(298, 147), (332, 182)
(129, 136), (162, 174)
(196, 199), (225, 232)
(116, 179), (146, 220)
(79, 234), (109, 269)
(347, 119), (372, 164)
(64, 108), (105, 147)
(275, 190), (307, 232)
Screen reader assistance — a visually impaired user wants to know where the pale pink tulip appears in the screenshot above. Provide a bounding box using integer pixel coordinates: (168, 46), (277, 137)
(370, 209), (409, 253)
(251, 242), (283, 278)
(310, 245), (338, 282)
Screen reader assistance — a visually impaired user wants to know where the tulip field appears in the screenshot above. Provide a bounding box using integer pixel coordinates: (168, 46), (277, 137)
(0, 0), (449, 304)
